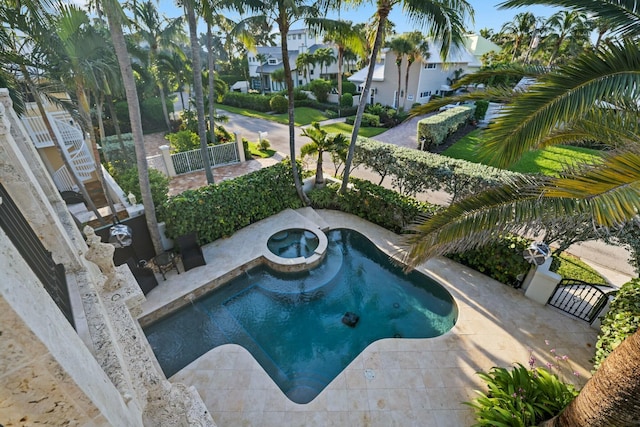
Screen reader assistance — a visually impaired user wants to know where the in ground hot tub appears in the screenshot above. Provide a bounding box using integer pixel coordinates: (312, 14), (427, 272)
(264, 227), (327, 272)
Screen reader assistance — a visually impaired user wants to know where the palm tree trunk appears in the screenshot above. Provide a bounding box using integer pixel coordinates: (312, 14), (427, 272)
(185, 0), (214, 184)
(396, 60), (401, 109)
(105, 94), (126, 153)
(104, 1), (164, 255)
(207, 23), (216, 144)
(21, 67), (104, 224)
(403, 61), (413, 111)
(340, 0), (391, 194)
(540, 329), (640, 426)
(158, 83), (171, 131)
(277, 9), (309, 205)
(337, 47), (344, 98)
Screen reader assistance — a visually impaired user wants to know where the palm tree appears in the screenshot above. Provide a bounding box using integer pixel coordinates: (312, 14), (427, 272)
(313, 46), (336, 79)
(271, 67), (285, 91)
(544, 10), (589, 66)
(387, 35), (412, 109)
(130, 0), (185, 131)
(255, 52), (268, 93)
(182, 0), (214, 184)
(100, 0), (164, 254)
(300, 121), (347, 186)
(408, 0), (640, 424)
(295, 51), (314, 83)
(403, 32), (428, 110)
(339, 0), (473, 194)
(156, 49), (191, 112)
(498, 11), (537, 61)
(322, 20), (366, 99)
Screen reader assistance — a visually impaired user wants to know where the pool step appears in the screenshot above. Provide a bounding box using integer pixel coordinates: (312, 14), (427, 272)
(295, 207), (330, 232)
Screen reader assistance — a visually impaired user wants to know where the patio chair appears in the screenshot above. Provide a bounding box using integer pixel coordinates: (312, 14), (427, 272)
(176, 232), (206, 272)
(126, 257), (158, 295)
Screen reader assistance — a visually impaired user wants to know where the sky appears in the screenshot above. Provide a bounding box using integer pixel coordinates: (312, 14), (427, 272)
(153, 1), (561, 35)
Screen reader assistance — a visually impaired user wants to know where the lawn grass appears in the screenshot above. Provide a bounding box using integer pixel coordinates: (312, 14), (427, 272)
(552, 253), (607, 284)
(247, 142), (276, 158)
(321, 122), (388, 138)
(442, 129), (603, 176)
(218, 105), (327, 126)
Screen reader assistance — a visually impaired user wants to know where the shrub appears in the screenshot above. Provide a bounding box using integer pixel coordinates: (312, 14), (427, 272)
(270, 94), (288, 113)
(309, 79), (332, 103)
(101, 133), (135, 166)
(345, 113), (379, 127)
(141, 97), (173, 131)
(365, 103), (385, 116)
(259, 138), (271, 151)
(474, 100), (489, 120)
(292, 88), (309, 100)
(213, 125), (233, 144)
(107, 165), (169, 221)
(166, 130), (199, 153)
(340, 93), (353, 108)
(341, 80), (357, 95)
(448, 234), (531, 286)
(222, 92), (272, 112)
(593, 279), (640, 370)
(467, 363), (578, 426)
(417, 105), (476, 151)
(308, 179), (440, 233)
(241, 137), (252, 159)
(163, 162), (303, 243)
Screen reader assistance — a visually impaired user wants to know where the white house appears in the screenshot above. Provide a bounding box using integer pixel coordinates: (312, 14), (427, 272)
(247, 28), (340, 92)
(348, 34), (499, 110)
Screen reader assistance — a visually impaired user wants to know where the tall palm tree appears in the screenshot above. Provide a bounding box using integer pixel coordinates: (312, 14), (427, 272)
(130, 1), (185, 131)
(255, 52), (268, 93)
(156, 49), (191, 112)
(544, 10), (588, 66)
(295, 51), (314, 83)
(322, 20), (366, 99)
(498, 11), (537, 61)
(339, 0), (473, 194)
(182, 0), (214, 184)
(387, 35), (412, 108)
(313, 46), (336, 79)
(408, 0), (640, 424)
(100, 0), (164, 254)
(403, 32), (428, 110)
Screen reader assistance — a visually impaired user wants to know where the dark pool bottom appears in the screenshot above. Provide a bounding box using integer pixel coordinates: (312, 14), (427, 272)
(144, 229), (458, 404)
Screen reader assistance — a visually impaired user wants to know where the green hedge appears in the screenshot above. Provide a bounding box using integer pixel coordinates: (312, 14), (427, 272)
(417, 105), (475, 151)
(163, 162), (303, 243)
(222, 92), (273, 112)
(308, 179), (440, 233)
(270, 95), (288, 113)
(345, 113), (380, 127)
(354, 137), (520, 201)
(593, 279), (640, 370)
(474, 100), (489, 121)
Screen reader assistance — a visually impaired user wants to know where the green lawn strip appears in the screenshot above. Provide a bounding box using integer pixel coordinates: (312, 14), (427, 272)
(551, 252), (607, 284)
(248, 142), (276, 158)
(219, 105), (327, 126)
(442, 130), (603, 176)
(321, 122), (388, 138)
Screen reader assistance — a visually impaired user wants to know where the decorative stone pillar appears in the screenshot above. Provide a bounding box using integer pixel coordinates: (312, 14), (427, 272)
(83, 225), (121, 291)
(159, 145), (176, 177)
(523, 258), (562, 305)
(235, 132), (246, 162)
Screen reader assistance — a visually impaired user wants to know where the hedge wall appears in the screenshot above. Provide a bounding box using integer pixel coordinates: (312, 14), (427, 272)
(221, 92), (273, 112)
(162, 162), (303, 244)
(417, 105), (475, 151)
(354, 137), (520, 202)
(593, 279), (640, 370)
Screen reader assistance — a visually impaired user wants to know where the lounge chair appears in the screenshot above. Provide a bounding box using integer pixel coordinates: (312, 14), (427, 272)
(176, 232), (206, 272)
(126, 258), (158, 295)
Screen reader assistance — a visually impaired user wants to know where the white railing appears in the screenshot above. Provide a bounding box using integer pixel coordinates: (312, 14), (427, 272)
(171, 142), (240, 175)
(52, 165), (77, 192)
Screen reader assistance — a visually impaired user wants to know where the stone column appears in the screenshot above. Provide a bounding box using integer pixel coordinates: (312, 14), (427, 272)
(523, 258), (562, 305)
(235, 132), (246, 162)
(159, 145), (176, 177)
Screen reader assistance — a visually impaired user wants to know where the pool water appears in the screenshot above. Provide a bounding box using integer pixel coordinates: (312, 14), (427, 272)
(144, 229), (457, 404)
(267, 228), (319, 258)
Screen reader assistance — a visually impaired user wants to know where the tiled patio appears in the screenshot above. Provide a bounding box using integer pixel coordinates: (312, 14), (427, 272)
(138, 209), (598, 427)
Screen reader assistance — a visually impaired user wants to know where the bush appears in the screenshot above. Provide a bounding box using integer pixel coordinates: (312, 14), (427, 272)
(163, 162), (303, 243)
(270, 94), (288, 113)
(474, 100), (489, 121)
(101, 133), (135, 166)
(417, 105), (476, 151)
(259, 138), (271, 151)
(341, 80), (357, 95)
(308, 179), (440, 233)
(292, 88), (309, 100)
(345, 113), (379, 127)
(166, 130), (199, 153)
(365, 103), (385, 116)
(340, 93), (353, 108)
(107, 165), (169, 221)
(467, 364), (578, 426)
(213, 125), (233, 144)
(593, 279), (640, 370)
(222, 92), (273, 112)
(141, 97), (173, 132)
(448, 234), (531, 286)
(309, 79), (332, 103)
(241, 137), (252, 159)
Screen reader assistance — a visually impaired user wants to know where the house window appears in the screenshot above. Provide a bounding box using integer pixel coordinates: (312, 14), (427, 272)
(310, 69), (314, 75)
(299, 80), (303, 85)
(420, 90), (432, 97)
(268, 58), (277, 65)
(298, 34), (302, 39)
(424, 63), (436, 69)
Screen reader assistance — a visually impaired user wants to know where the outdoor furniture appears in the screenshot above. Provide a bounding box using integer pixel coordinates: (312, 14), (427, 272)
(176, 232), (206, 272)
(126, 258), (158, 295)
(153, 251), (180, 280)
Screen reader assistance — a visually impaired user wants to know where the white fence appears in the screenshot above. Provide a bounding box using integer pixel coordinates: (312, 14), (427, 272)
(171, 142), (240, 175)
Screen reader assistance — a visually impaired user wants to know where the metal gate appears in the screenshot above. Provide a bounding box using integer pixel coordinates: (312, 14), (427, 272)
(547, 278), (616, 324)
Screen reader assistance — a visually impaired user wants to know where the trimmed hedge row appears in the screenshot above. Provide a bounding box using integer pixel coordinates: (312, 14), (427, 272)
(222, 92), (273, 112)
(593, 279), (640, 370)
(345, 113), (380, 127)
(417, 105), (475, 151)
(308, 179), (440, 233)
(162, 162), (303, 243)
(354, 137), (520, 202)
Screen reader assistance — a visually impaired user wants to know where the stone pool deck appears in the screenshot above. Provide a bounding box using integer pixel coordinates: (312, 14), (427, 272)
(138, 209), (598, 427)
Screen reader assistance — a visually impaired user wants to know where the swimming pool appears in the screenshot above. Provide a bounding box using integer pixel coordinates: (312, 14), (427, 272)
(144, 229), (457, 404)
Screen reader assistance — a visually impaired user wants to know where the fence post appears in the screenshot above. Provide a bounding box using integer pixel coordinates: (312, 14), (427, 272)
(235, 132), (245, 162)
(159, 145), (176, 177)
(523, 258), (562, 305)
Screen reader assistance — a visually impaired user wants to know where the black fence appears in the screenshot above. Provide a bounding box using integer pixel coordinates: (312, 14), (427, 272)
(0, 183), (75, 329)
(547, 278), (616, 324)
